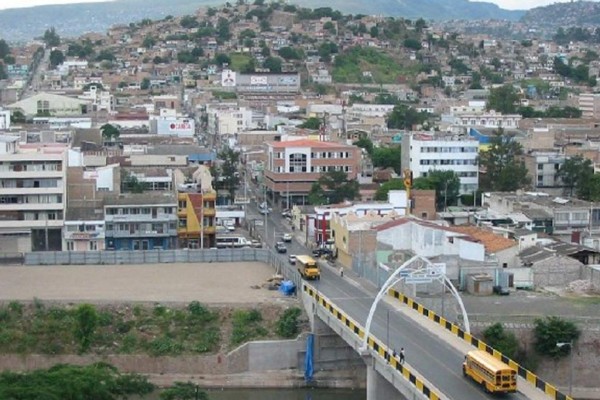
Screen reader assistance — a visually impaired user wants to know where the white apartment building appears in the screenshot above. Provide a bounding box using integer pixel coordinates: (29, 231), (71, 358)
(0, 137), (67, 252)
(206, 103), (253, 136)
(0, 109), (10, 130)
(578, 93), (600, 119)
(401, 132), (479, 194)
(347, 104), (395, 119)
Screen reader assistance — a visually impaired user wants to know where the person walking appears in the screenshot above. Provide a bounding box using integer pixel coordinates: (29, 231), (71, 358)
(399, 348), (405, 364)
(339, 266), (344, 277)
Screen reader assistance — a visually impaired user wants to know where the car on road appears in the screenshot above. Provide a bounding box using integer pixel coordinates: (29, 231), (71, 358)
(282, 233), (292, 242)
(275, 242), (287, 253)
(281, 209), (291, 218)
(288, 254), (297, 265)
(259, 208), (270, 215)
(312, 248), (332, 258)
(250, 240), (262, 248)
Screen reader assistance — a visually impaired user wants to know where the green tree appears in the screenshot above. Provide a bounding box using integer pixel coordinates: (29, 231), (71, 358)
(533, 317), (580, 359)
(10, 110), (26, 124)
(371, 146), (401, 173)
(483, 323), (520, 359)
(263, 56), (282, 72)
(487, 84), (519, 114)
(278, 46), (301, 60)
(43, 27), (61, 47)
(276, 307), (301, 338)
(413, 170), (460, 210)
(101, 123), (120, 141)
(142, 36), (156, 49)
(96, 49), (116, 62)
(140, 77), (150, 90)
(299, 117), (322, 129)
(375, 179), (405, 201)
(557, 156), (593, 197)
(387, 104), (428, 129)
(214, 53), (232, 66)
(49, 49), (64, 67)
(479, 130), (530, 191)
(160, 382), (209, 400)
(0, 39), (10, 60)
(353, 136), (374, 155)
(403, 38), (422, 50)
(308, 171), (359, 205)
(180, 15), (199, 29)
(217, 17), (231, 42)
(216, 147), (240, 201)
(74, 304), (98, 352)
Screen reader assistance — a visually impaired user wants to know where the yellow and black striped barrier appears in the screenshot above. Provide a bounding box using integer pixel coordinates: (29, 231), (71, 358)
(389, 289), (573, 400)
(304, 284), (443, 400)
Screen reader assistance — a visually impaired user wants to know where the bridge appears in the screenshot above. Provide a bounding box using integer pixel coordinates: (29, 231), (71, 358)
(277, 257), (573, 400)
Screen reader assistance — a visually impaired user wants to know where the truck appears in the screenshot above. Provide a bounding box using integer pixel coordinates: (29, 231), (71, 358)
(296, 255), (320, 280)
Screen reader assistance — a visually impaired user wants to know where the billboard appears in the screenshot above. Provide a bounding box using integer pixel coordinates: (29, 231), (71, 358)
(250, 76), (268, 85)
(156, 118), (195, 137)
(221, 69), (237, 87)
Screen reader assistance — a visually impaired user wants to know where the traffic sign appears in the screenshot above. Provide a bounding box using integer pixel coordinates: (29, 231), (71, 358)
(404, 275), (433, 284)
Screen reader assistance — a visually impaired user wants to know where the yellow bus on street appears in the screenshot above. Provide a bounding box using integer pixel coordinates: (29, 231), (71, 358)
(463, 350), (517, 394)
(296, 255), (320, 280)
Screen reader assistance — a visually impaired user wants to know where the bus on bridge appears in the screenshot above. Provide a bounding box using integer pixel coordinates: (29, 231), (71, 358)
(463, 350), (517, 394)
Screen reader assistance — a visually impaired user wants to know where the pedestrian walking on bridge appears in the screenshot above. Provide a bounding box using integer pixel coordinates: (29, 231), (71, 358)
(399, 348), (405, 364)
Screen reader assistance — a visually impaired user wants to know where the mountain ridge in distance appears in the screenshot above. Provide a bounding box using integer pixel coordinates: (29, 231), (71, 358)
(0, 0), (525, 42)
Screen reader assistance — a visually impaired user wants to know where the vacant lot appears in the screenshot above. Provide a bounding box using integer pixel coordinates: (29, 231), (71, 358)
(0, 262), (288, 305)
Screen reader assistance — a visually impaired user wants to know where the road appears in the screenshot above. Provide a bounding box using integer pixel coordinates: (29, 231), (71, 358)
(246, 200), (526, 400)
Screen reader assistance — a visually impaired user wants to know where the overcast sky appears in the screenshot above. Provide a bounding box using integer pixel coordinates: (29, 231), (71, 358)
(0, 0), (594, 11)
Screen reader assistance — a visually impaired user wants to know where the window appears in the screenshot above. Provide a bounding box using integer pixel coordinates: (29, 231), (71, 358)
(90, 241), (98, 251)
(66, 242), (74, 251)
(288, 153), (307, 173)
(37, 100), (50, 115)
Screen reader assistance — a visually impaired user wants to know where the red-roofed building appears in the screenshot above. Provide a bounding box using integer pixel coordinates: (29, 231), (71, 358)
(264, 139), (361, 206)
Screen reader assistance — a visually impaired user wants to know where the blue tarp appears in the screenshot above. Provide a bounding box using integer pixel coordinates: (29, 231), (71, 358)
(279, 280), (296, 296)
(304, 333), (314, 382)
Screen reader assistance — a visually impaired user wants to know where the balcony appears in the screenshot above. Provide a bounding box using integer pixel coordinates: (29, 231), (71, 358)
(105, 214), (178, 223)
(203, 207), (216, 216)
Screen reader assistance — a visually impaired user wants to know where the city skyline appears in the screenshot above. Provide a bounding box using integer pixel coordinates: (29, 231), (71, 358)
(0, 0), (596, 11)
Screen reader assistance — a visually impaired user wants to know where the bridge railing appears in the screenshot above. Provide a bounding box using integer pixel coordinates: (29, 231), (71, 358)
(304, 284), (444, 400)
(388, 289), (573, 400)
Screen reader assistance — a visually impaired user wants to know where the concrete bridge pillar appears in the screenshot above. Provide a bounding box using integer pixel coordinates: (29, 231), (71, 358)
(365, 355), (404, 400)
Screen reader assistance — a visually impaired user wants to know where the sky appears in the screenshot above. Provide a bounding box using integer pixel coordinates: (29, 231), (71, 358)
(0, 0), (595, 11)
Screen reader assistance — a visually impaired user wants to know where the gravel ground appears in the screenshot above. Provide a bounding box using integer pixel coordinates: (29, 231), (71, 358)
(0, 262), (289, 305)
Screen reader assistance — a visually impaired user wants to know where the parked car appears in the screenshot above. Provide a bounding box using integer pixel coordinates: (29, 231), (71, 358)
(259, 208), (270, 215)
(288, 254), (297, 265)
(312, 248), (332, 258)
(226, 225), (235, 232)
(250, 240), (262, 248)
(493, 285), (510, 295)
(275, 241), (287, 253)
(282, 233), (292, 242)
(281, 209), (291, 218)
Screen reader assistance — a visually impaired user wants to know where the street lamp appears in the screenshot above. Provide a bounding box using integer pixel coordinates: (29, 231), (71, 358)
(556, 341), (574, 397)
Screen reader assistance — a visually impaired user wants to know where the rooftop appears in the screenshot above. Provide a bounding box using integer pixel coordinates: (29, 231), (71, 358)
(266, 139), (356, 149)
(104, 192), (176, 206)
(451, 226), (517, 253)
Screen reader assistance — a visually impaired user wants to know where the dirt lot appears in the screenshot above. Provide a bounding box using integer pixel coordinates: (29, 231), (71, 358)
(0, 262), (293, 305)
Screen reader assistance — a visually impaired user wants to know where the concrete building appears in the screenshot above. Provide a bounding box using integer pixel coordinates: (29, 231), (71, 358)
(401, 132), (479, 194)
(264, 139), (361, 206)
(177, 166), (217, 249)
(0, 137), (67, 252)
(6, 92), (92, 117)
(206, 103), (253, 139)
(104, 192), (178, 250)
(578, 93), (600, 119)
(522, 151), (566, 193)
(0, 108), (10, 130)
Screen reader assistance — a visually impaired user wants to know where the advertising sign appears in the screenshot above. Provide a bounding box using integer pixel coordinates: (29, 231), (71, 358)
(250, 76), (268, 85)
(221, 69), (237, 87)
(156, 118), (195, 137)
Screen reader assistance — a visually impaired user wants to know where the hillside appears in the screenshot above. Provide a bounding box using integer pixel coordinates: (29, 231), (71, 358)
(521, 1), (600, 30)
(0, 0), (525, 42)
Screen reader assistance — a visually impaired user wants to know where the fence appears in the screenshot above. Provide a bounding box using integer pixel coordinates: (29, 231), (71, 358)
(10, 248), (270, 266)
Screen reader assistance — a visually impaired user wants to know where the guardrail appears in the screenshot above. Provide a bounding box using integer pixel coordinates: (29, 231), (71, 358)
(304, 285), (443, 400)
(2, 249), (269, 266)
(388, 289), (573, 400)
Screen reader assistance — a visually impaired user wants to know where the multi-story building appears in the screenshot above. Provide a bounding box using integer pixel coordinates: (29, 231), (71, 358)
(0, 137), (67, 252)
(578, 93), (600, 119)
(104, 192), (178, 250)
(522, 151), (566, 193)
(206, 103), (253, 141)
(264, 139), (361, 206)
(401, 132), (479, 194)
(177, 166), (217, 249)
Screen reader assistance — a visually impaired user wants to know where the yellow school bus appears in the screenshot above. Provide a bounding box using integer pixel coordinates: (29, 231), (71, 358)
(296, 255), (320, 280)
(463, 350), (517, 393)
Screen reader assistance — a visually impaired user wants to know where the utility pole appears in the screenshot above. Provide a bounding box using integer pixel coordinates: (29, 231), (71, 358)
(286, 180), (290, 210)
(200, 198), (204, 249)
(263, 184), (268, 246)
